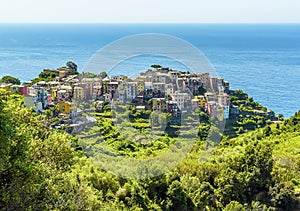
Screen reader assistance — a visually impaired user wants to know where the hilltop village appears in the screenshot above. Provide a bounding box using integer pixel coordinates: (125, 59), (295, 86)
(0, 63), (277, 133)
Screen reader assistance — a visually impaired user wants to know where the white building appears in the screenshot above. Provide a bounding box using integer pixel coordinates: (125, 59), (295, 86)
(153, 82), (165, 93)
(126, 82), (138, 100)
(153, 72), (171, 84)
(144, 82), (153, 90)
(165, 83), (174, 95)
(173, 91), (192, 110)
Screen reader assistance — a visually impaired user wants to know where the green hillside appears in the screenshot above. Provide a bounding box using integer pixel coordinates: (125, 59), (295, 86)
(0, 89), (299, 210)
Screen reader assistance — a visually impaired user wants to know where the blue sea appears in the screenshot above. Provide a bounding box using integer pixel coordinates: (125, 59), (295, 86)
(0, 24), (300, 118)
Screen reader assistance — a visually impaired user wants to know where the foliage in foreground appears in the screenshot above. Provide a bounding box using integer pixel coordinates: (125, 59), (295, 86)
(0, 90), (299, 210)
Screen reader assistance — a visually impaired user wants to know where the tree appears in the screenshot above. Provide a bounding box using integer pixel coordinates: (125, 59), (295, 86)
(242, 141), (274, 198)
(81, 72), (97, 78)
(198, 124), (210, 140)
(224, 201), (245, 211)
(269, 182), (296, 210)
(0, 90), (34, 209)
(278, 114), (284, 121)
(45, 109), (52, 120)
(192, 182), (216, 209)
(198, 85), (206, 95)
(1, 76), (21, 85)
(147, 98), (153, 106)
(263, 126), (272, 136)
(38, 71), (56, 79)
(99, 71), (108, 79)
(66, 61), (78, 72)
(166, 180), (190, 211)
(151, 64), (162, 69)
(165, 95), (172, 101)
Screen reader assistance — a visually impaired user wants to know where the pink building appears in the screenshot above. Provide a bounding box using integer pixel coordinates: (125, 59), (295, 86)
(206, 102), (217, 117)
(93, 86), (102, 99)
(47, 94), (52, 106)
(218, 94), (230, 106)
(20, 86), (28, 95)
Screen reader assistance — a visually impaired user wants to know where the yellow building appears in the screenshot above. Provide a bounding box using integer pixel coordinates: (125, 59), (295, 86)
(57, 67), (70, 79)
(137, 80), (145, 93)
(58, 101), (75, 113)
(152, 98), (166, 111)
(51, 88), (57, 101)
(194, 95), (206, 108)
(74, 87), (84, 100)
(111, 75), (128, 81)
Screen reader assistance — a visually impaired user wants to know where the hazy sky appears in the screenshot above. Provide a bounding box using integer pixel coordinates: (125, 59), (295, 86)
(0, 0), (299, 23)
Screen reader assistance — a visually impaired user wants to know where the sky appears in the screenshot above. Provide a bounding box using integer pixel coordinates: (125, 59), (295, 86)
(0, 0), (300, 23)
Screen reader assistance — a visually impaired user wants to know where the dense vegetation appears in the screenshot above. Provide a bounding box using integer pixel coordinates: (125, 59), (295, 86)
(78, 71), (108, 79)
(0, 76), (21, 85)
(31, 61), (79, 83)
(0, 89), (299, 210)
(225, 90), (277, 138)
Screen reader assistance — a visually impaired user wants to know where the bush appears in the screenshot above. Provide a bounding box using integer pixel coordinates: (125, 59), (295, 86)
(269, 182), (296, 210)
(1, 75), (21, 85)
(224, 201), (245, 211)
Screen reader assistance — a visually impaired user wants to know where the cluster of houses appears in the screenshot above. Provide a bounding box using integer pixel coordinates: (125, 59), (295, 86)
(0, 66), (233, 125)
(101, 67), (232, 120)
